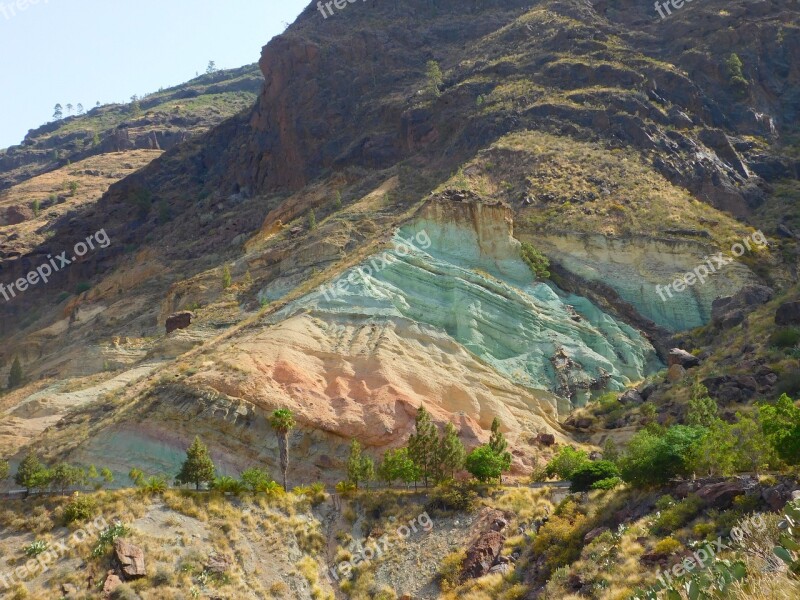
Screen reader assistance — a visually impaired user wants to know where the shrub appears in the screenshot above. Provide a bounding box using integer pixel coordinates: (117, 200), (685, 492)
(619, 426), (705, 487)
(591, 476), (622, 491)
(426, 482), (478, 513)
(653, 536), (683, 556)
(211, 476), (244, 494)
(92, 523), (131, 557)
(63, 493), (97, 524)
(438, 550), (465, 591)
(109, 584), (139, 600)
(569, 460), (619, 492)
(336, 481), (357, 496)
(545, 446), (590, 480)
(23, 540), (48, 557)
(650, 495), (703, 535)
(520, 242), (551, 279)
(770, 327), (800, 349)
(465, 445), (509, 483)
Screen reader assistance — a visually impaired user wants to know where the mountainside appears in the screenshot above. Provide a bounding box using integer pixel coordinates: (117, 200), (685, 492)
(0, 1), (799, 598)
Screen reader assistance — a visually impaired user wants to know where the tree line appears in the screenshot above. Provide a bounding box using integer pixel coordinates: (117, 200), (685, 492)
(1, 406), (515, 497)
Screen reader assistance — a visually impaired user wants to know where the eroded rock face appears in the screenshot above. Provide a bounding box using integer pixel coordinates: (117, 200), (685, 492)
(712, 285), (774, 329)
(536, 233), (760, 332)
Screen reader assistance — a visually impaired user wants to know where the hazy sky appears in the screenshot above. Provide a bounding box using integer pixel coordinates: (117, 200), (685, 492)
(0, 0), (311, 149)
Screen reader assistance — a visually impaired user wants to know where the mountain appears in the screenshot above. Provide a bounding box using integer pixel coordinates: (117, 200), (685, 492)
(0, 1), (798, 599)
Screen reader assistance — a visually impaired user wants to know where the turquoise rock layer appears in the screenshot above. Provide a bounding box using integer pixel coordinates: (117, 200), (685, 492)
(274, 217), (661, 408)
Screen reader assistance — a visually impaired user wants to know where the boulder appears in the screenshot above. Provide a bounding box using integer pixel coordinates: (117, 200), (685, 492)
(536, 433), (556, 446)
(461, 530), (505, 581)
(667, 348), (700, 369)
(619, 389), (644, 405)
(102, 571), (122, 599)
(165, 311), (193, 334)
(488, 562), (512, 576)
(205, 553), (232, 574)
(775, 301), (800, 326)
(695, 478), (758, 509)
(584, 526), (610, 544)
(114, 538), (146, 579)
(490, 518), (508, 532)
(702, 375), (758, 404)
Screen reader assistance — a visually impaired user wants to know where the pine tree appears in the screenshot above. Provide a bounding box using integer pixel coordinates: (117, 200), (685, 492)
(269, 409), (295, 490)
(408, 405), (439, 487)
(66, 103), (73, 116)
(77, 103), (84, 115)
(53, 104), (63, 120)
(378, 448), (420, 489)
(7, 356), (23, 389)
(15, 453), (50, 496)
(175, 437), (216, 490)
(488, 417), (512, 482)
(346, 440), (374, 490)
(687, 381), (718, 428)
(436, 422), (465, 482)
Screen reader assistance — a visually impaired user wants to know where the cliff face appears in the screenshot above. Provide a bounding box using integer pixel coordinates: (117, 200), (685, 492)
(0, 0), (798, 481)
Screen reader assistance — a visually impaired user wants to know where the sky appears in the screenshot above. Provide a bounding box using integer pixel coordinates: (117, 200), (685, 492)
(0, 0), (311, 149)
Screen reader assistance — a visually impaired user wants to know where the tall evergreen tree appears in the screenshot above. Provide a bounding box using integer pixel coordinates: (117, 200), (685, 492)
(7, 356), (22, 390)
(53, 104), (63, 120)
(436, 422), (465, 482)
(488, 417), (512, 482)
(175, 437), (216, 490)
(378, 448), (420, 489)
(269, 408), (295, 490)
(408, 406), (438, 487)
(15, 453), (50, 496)
(687, 381), (718, 427)
(346, 440), (374, 490)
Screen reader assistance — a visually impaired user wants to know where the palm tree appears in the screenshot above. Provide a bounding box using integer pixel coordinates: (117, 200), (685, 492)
(269, 409), (296, 490)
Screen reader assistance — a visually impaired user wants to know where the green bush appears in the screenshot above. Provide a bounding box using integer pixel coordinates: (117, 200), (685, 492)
(770, 327), (800, 349)
(569, 461), (620, 492)
(426, 482), (478, 513)
(520, 242), (551, 279)
(619, 426), (705, 487)
(591, 476), (622, 491)
(650, 495), (703, 535)
(23, 540), (48, 557)
(545, 446), (590, 480)
(63, 493), (97, 524)
(92, 523), (131, 557)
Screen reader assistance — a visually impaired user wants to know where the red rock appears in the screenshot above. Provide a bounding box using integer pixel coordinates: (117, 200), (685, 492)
(461, 530), (505, 581)
(114, 538), (146, 579)
(166, 311), (193, 334)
